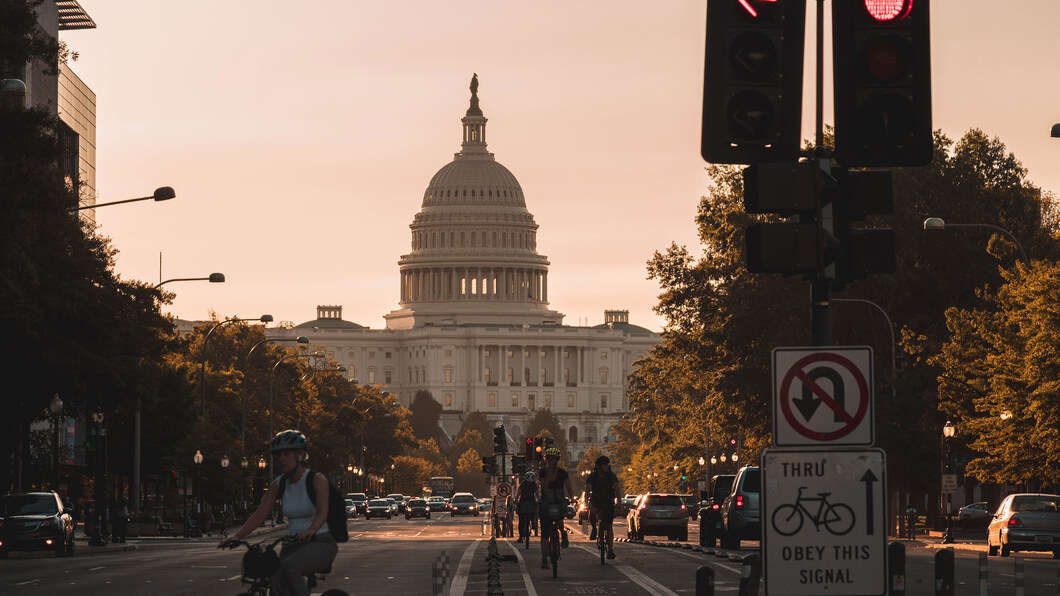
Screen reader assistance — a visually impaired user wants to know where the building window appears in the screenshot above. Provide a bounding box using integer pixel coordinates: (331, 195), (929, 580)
(489, 393), (496, 407)
(445, 349), (452, 357)
(445, 393), (452, 407)
(601, 394), (608, 409)
(524, 349), (530, 358)
(540, 350), (546, 357)
(569, 426), (578, 442)
(384, 370), (392, 384)
(368, 370), (376, 384)
(507, 349), (514, 358)
(563, 368), (570, 383)
(348, 366), (356, 380)
(601, 351), (608, 359)
(485, 368), (491, 383)
(564, 350), (569, 358)
(507, 368), (514, 382)
(567, 393), (575, 408)
(528, 394), (536, 410)
(485, 349), (492, 358)
(511, 393), (519, 407)
(545, 393), (552, 408)
(524, 368), (531, 384)
(600, 370), (608, 384)
(540, 368), (546, 384)
(385, 351), (392, 359)
(369, 351), (376, 359)
(445, 368), (453, 382)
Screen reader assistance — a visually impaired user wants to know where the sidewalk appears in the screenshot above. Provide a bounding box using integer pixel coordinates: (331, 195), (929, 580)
(909, 529), (989, 553)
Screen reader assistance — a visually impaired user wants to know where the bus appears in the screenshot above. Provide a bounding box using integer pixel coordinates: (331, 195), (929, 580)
(429, 476), (455, 499)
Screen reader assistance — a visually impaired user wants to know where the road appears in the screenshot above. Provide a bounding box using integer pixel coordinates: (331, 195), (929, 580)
(1, 516), (1058, 595)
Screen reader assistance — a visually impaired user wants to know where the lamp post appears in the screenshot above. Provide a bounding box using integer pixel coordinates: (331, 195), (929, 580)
(352, 391), (397, 496)
(220, 454), (230, 535)
(832, 298), (897, 401)
(49, 394), (63, 489)
(241, 336), (309, 466)
(347, 464), (354, 492)
(923, 217), (1029, 264)
(257, 457), (267, 508)
(155, 272), (225, 289)
(296, 366), (347, 427)
(194, 450), (204, 537)
(89, 408), (107, 546)
(941, 421), (956, 544)
(202, 315), (273, 440)
(240, 456), (249, 514)
(69, 186), (176, 212)
(267, 351), (324, 485)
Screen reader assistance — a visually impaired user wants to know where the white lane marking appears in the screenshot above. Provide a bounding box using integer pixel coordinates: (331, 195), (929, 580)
(618, 541), (745, 576)
(16, 579), (41, 586)
(88, 566), (105, 571)
(505, 539), (539, 596)
(224, 574), (242, 581)
(615, 564), (681, 596)
(448, 538), (482, 596)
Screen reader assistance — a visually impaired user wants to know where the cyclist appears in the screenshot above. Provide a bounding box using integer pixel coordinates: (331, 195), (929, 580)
(219, 430), (338, 596)
(516, 471), (539, 543)
(585, 455), (620, 559)
(538, 447), (574, 570)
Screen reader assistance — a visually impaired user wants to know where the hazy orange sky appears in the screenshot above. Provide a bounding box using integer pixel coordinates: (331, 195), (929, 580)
(62, 1), (1060, 331)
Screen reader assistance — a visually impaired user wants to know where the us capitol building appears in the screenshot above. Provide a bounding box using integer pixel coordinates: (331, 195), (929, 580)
(262, 76), (660, 461)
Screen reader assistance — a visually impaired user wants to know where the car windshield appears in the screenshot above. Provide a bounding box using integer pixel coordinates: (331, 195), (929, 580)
(741, 470), (761, 493)
(1012, 496), (1060, 512)
(429, 497), (444, 501)
(2, 495), (57, 516)
(350, 495), (366, 502)
(645, 495), (683, 507)
(452, 496), (475, 504)
(369, 500), (388, 506)
(409, 500), (426, 506)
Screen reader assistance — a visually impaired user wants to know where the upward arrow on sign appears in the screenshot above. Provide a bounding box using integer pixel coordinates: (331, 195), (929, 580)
(860, 468), (878, 536)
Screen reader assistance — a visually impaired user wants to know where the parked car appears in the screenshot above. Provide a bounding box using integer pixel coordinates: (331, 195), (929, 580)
(345, 499), (358, 519)
(958, 502), (992, 525)
(365, 499), (392, 520)
(626, 493), (689, 541)
(577, 494), (590, 524)
(477, 498), (491, 513)
(0, 491), (76, 558)
(406, 498), (430, 519)
(988, 493), (1060, 558)
(450, 493), (479, 516)
(427, 496), (448, 512)
(616, 496), (636, 519)
(720, 466), (760, 549)
(699, 474), (736, 547)
(386, 494), (408, 514)
(679, 495), (698, 521)
(346, 493), (368, 515)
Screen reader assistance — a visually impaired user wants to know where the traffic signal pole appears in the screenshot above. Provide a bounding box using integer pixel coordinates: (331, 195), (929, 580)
(811, 0), (832, 347)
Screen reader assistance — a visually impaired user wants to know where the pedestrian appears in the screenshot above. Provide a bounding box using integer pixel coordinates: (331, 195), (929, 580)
(114, 495), (129, 543)
(906, 506), (917, 540)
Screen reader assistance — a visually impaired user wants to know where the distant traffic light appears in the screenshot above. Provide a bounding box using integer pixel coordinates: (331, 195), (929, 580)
(833, 0), (932, 166)
(525, 437), (535, 461)
(702, 0), (807, 164)
(481, 456), (496, 475)
(833, 168), (895, 285)
(493, 425), (506, 454)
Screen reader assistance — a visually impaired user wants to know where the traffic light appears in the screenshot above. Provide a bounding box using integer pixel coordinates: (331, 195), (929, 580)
(534, 437), (544, 462)
(743, 161), (841, 275)
(702, 0), (807, 164)
(833, 0), (932, 166)
(493, 425), (506, 454)
(481, 456), (496, 475)
(512, 455), (526, 477)
(833, 169), (895, 285)
(525, 437), (535, 461)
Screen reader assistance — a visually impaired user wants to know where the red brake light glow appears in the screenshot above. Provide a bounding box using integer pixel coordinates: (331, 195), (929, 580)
(864, 0), (912, 21)
(1008, 515), (1023, 528)
(712, 504), (720, 510)
(736, 495), (744, 508)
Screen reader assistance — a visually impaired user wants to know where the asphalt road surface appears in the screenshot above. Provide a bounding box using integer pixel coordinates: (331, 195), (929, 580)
(1, 516), (1058, 595)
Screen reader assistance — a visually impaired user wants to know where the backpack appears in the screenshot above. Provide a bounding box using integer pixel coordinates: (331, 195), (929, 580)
(588, 469), (619, 504)
(278, 469), (349, 543)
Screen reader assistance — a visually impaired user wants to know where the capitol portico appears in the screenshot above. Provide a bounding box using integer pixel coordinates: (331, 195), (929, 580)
(264, 76), (659, 461)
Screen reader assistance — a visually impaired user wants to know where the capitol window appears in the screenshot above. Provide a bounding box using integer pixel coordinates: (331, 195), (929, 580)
(507, 367), (514, 382)
(489, 393), (496, 407)
(545, 393), (552, 408)
(600, 370), (608, 384)
(385, 369), (392, 384)
(511, 393), (519, 407)
(445, 368), (453, 382)
(484, 368), (491, 383)
(368, 370), (376, 384)
(601, 394), (608, 409)
(567, 393), (575, 408)
(601, 351), (608, 359)
(445, 393), (452, 407)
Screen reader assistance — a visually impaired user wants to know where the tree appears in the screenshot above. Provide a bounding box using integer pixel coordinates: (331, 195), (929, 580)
(524, 409), (569, 460)
(576, 445), (603, 475)
(408, 390), (442, 441)
(454, 448), (485, 493)
(449, 412), (491, 464)
(390, 455), (446, 496)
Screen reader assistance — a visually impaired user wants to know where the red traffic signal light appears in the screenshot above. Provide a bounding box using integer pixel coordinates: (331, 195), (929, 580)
(702, 0), (807, 164)
(833, 0), (931, 166)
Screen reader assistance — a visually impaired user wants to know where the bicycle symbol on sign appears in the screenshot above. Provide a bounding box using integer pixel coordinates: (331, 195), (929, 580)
(771, 487), (856, 536)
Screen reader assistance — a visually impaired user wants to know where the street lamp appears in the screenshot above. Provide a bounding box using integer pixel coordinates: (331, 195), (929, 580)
(941, 421), (956, 544)
(267, 351), (324, 484)
(922, 217), (1029, 264)
(69, 186), (176, 212)
(49, 394), (63, 489)
(241, 336), (310, 457)
(155, 272), (225, 289)
(240, 456), (249, 513)
(1051, 123), (1060, 138)
(193, 450), (204, 537)
(832, 298), (897, 401)
(220, 454), (230, 534)
(201, 315), (273, 439)
(257, 457), (267, 512)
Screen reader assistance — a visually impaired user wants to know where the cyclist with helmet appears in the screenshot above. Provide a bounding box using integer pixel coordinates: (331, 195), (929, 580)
(538, 447), (574, 570)
(585, 455), (621, 559)
(219, 430), (338, 596)
(516, 471), (539, 543)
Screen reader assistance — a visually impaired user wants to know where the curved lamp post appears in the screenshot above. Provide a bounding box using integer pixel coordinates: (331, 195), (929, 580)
(831, 298), (897, 401)
(193, 449), (204, 537)
(201, 315), (273, 436)
(266, 352), (325, 490)
(923, 217), (1029, 264)
(155, 272), (225, 289)
(294, 366), (347, 427)
(70, 186), (176, 212)
(352, 392), (397, 492)
(241, 336), (309, 454)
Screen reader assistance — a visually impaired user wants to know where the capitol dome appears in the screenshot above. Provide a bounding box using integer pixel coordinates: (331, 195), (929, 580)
(385, 75), (563, 330)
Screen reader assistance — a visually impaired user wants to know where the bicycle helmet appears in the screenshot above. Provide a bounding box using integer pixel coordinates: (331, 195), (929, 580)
(545, 447), (561, 458)
(269, 429), (308, 453)
(525, 471), (536, 481)
(595, 455), (611, 468)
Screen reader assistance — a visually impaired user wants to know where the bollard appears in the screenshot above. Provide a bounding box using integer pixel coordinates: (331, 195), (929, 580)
(737, 553), (761, 596)
(432, 557), (443, 596)
(1015, 556), (1025, 596)
(889, 541), (906, 595)
(934, 548), (954, 596)
(978, 552), (987, 596)
(442, 549), (451, 590)
(696, 565), (715, 596)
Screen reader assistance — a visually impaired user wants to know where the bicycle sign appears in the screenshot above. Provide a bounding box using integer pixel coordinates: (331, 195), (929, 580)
(762, 448), (887, 596)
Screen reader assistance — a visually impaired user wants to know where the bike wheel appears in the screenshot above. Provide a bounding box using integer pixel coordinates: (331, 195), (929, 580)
(551, 527), (560, 578)
(823, 503), (856, 536)
(771, 504), (804, 536)
(598, 520), (606, 565)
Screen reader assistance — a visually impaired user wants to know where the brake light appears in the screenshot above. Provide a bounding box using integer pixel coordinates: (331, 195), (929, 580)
(1008, 515), (1023, 528)
(45, 539), (54, 545)
(680, 504), (686, 510)
(712, 504), (720, 510)
(736, 495), (744, 508)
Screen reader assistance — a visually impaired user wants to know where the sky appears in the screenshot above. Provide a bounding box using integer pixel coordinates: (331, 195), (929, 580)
(61, 1), (1060, 332)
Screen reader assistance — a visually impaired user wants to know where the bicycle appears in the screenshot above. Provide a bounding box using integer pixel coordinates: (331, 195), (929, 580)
(223, 535), (347, 596)
(540, 497), (567, 578)
(593, 505), (615, 565)
(771, 486), (856, 537)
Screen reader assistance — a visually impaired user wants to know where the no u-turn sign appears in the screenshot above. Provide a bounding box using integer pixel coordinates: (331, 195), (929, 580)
(772, 347), (874, 447)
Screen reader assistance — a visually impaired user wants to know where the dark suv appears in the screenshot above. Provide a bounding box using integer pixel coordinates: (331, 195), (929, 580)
(0, 491), (75, 558)
(699, 474), (735, 547)
(720, 466), (760, 549)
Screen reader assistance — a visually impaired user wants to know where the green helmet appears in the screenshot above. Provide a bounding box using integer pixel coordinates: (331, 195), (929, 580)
(545, 447), (561, 458)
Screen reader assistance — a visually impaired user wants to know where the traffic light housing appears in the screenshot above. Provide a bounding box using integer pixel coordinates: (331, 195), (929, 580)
(525, 437), (535, 461)
(702, 0), (807, 164)
(534, 437), (544, 462)
(481, 456), (496, 475)
(493, 425), (506, 454)
(744, 161), (840, 275)
(833, 0), (932, 166)
(512, 455), (526, 477)
(833, 168), (895, 285)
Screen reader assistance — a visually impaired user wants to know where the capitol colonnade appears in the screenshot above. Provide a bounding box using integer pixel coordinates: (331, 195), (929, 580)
(399, 267), (548, 303)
